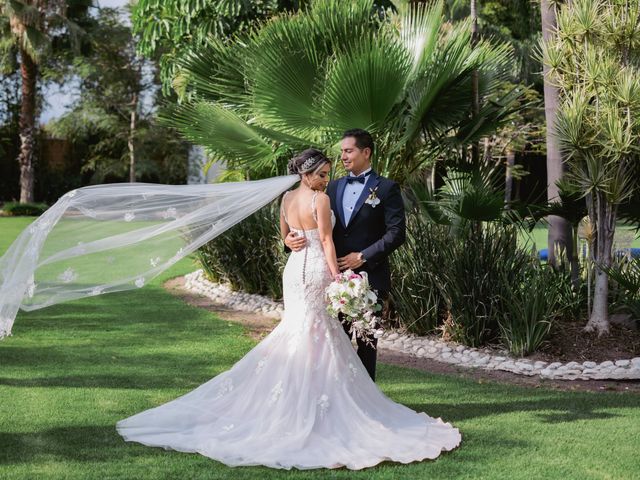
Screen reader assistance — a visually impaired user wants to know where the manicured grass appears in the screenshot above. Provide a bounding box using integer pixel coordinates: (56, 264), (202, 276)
(1, 217), (639, 480)
(522, 224), (640, 251)
(0, 216), (34, 252)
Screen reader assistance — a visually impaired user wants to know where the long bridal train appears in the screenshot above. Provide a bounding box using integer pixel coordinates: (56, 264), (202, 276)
(117, 213), (461, 470)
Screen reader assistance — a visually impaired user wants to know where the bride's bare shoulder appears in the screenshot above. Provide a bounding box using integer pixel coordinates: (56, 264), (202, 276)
(314, 191), (330, 206)
(283, 188), (301, 201)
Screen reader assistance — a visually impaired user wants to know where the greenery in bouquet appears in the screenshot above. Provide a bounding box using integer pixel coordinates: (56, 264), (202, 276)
(326, 270), (382, 345)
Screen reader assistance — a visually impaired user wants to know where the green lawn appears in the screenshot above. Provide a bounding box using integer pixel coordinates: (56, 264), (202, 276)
(1, 217), (639, 480)
(522, 225), (640, 251)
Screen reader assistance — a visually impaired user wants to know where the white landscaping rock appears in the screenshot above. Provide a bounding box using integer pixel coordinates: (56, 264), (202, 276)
(182, 269), (640, 381)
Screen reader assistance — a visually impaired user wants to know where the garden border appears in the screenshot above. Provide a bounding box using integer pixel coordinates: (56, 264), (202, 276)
(184, 269), (640, 381)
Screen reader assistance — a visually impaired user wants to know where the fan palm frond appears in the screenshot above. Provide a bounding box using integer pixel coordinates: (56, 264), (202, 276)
(248, 14), (326, 137)
(175, 36), (249, 105)
(170, 0), (523, 180)
(321, 34), (411, 135)
(603, 257), (640, 320)
(438, 166), (505, 222)
(395, 0), (444, 77)
(403, 177), (451, 225)
(308, 0), (377, 54)
(454, 85), (526, 145)
(164, 101), (277, 170)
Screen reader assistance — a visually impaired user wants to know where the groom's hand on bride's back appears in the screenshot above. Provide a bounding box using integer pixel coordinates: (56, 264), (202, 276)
(284, 231), (307, 252)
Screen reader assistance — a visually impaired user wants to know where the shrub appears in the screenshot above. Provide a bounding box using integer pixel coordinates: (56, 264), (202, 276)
(1, 201), (48, 216)
(437, 223), (533, 347)
(551, 252), (589, 323)
(605, 256), (640, 323)
(498, 265), (563, 356)
(390, 210), (565, 350)
(390, 211), (449, 334)
(197, 203), (286, 299)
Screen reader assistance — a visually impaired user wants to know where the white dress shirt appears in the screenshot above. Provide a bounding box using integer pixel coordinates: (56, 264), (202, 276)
(342, 168), (372, 225)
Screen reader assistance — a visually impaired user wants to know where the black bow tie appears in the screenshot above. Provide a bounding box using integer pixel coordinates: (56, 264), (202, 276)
(346, 173), (369, 184)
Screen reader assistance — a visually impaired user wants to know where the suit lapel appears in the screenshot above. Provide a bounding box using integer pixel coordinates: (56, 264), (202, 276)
(348, 172), (380, 228)
(335, 176), (348, 229)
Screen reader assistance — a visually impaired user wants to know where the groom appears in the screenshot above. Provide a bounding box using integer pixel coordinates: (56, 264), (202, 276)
(286, 129), (406, 381)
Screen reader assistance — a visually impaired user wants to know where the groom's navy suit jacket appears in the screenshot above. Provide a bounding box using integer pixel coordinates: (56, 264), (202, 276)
(327, 172), (406, 295)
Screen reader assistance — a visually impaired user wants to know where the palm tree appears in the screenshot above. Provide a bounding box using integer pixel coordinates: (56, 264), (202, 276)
(470, 0), (480, 164)
(0, 0), (84, 202)
(540, 0), (574, 269)
(166, 0), (520, 183)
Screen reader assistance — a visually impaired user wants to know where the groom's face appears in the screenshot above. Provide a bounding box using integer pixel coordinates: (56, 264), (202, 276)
(340, 137), (371, 176)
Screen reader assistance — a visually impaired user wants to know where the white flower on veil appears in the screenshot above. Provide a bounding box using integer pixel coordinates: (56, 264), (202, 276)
(160, 207), (178, 219)
(58, 268), (78, 284)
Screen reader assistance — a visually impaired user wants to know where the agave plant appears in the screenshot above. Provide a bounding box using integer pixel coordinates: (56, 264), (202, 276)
(165, 0), (519, 182)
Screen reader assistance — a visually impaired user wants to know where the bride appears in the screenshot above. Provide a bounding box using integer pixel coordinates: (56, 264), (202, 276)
(116, 150), (461, 470)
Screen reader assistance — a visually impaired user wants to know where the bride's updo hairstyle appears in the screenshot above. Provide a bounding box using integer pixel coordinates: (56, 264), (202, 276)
(288, 148), (330, 176)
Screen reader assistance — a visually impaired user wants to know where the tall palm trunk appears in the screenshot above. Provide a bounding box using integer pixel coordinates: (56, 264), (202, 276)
(541, 0), (574, 271)
(470, 0), (480, 164)
(18, 45), (37, 203)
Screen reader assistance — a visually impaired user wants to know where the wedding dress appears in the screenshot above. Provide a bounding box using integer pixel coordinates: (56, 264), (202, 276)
(116, 192), (461, 470)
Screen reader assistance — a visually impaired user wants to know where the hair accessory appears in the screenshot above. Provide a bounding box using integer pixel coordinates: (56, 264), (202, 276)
(300, 156), (318, 172)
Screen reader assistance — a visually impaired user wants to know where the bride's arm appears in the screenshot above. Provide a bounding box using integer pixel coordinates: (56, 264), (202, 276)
(280, 206), (290, 241)
(316, 193), (340, 277)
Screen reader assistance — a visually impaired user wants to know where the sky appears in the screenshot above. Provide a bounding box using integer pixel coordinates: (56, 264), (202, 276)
(40, 0), (129, 123)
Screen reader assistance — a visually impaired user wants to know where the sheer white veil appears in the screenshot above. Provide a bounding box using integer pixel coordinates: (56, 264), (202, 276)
(0, 175), (300, 338)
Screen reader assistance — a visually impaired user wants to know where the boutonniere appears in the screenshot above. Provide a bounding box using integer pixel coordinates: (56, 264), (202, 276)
(365, 187), (380, 207)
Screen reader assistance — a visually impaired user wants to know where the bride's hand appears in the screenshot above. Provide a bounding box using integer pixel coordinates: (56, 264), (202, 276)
(284, 231), (306, 251)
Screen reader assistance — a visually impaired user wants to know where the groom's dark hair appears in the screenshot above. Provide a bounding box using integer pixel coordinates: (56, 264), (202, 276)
(342, 129), (374, 157)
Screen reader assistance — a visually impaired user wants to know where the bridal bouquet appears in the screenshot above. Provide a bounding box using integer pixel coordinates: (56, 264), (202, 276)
(326, 270), (383, 345)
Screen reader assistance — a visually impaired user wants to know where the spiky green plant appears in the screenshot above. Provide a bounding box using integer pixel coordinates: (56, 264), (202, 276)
(498, 264), (563, 356)
(389, 209), (449, 334)
(541, 0), (640, 335)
